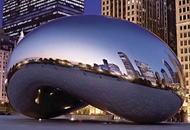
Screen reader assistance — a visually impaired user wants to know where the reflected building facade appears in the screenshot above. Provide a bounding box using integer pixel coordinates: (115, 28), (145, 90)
(118, 52), (138, 78)
(155, 71), (162, 85)
(117, 51), (185, 90)
(134, 59), (157, 85)
(3, 0), (84, 39)
(117, 51), (182, 89)
(94, 59), (122, 75)
(162, 59), (179, 83)
(161, 68), (172, 86)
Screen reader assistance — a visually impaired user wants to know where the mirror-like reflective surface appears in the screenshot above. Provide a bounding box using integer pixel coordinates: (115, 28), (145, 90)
(6, 15), (186, 123)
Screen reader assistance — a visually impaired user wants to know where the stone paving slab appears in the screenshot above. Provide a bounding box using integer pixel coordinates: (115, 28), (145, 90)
(0, 115), (189, 130)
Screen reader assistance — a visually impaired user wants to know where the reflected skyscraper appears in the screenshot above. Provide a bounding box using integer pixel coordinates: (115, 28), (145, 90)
(118, 52), (137, 78)
(166, 52), (185, 88)
(162, 59), (178, 83)
(161, 68), (172, 86)
(155, 71), (162, 85)
(95, 59), (122, 75)
(108, 63), (122, 75)
(134, 59), (156, 84)
(3, 0), (84, 39)
(103, 59), (109, 69)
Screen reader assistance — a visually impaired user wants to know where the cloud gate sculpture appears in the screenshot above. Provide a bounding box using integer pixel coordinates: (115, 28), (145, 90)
(6, 15), (186, 123)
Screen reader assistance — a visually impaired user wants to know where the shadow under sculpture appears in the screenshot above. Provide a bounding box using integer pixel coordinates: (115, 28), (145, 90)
(6, 15), (186, 123)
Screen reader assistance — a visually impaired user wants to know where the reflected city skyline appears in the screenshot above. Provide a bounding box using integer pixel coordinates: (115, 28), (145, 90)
(6, 15), (186, 96)
(7, 50), (186, 99)
(7, 16), (180, 76)
(6, 15), (186, 123)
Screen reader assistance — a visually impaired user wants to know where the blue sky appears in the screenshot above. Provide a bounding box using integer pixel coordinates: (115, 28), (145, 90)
(0, 0), (101, 28)
(84, 0), (101, 15)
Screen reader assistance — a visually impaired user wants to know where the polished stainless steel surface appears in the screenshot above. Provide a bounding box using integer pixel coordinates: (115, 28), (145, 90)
(6, 15), (186, 123)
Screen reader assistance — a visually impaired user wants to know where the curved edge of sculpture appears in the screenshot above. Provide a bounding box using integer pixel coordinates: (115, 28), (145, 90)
(6, 58), (184, 123)
(6, 15), (186, 123)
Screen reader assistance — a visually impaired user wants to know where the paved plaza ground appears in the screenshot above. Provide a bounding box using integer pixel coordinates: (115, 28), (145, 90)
(0, 115), (189, 130)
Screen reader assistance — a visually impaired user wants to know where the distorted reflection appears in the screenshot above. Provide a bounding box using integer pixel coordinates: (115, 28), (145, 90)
(7, 52), (186, 100)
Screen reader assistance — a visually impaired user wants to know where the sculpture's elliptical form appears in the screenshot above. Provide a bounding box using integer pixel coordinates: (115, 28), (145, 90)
(6, 15), (186, 123)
